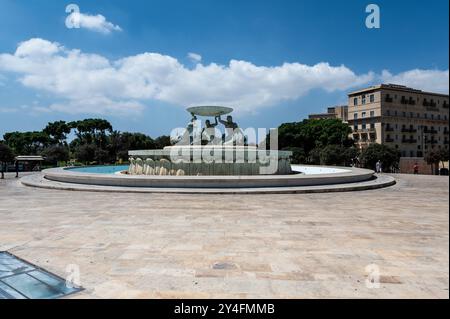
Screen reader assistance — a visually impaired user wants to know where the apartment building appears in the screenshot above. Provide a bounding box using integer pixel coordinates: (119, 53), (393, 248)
(308, 105), (348, 121)
(348, 84), (449, 158)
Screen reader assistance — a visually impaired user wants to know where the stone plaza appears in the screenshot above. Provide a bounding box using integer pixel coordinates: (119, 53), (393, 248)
(0, 173), (448, 298)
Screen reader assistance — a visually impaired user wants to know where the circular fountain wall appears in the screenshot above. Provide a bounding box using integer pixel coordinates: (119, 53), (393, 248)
(39, 164), (374, 188)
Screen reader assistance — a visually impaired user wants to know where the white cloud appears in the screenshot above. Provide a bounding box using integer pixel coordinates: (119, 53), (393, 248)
(0, 38), (448, 116)
(15, 38), (61, 57)
(67, 12), (122, 34)
(188, 52), (202, 63)
(0, 107), (17, 113)
(42, 97), (144, 115)
(381, 69), (449, 94)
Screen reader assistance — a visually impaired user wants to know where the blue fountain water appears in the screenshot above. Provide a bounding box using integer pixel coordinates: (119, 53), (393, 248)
(65, 165), (128, 174)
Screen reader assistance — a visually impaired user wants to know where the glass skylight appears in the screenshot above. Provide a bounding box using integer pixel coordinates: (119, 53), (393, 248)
(0, 252), (82, 299)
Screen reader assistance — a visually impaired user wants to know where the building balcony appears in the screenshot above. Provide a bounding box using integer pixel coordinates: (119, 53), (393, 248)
(401, 128), (417, 133)
(408, 99), (416, 105)
(402, 138), (417, 144)
(385, 97), (393, 103)
(358, 128), (376, 133)
(385, 127), (395, 132)
(425, 139), (438, 144)
(385, 137), (394, 143)
(443, 102), (449, 109)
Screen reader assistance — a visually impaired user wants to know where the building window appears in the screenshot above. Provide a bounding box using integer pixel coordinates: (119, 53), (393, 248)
(370, 123), (375, 129)
(410, 150), (415, 157)
(362, 112), (366, 118)
(370, 110), (375, 117)
(410, 112), (413, 118)
(362, 95), (366, 105)
(362, 123), (366, 130)
(354, 113), (358, 119)
(370, 94), (375, 103)
(424, 114), (428, 119)
(386, 110), (391, 116)
(417, 113), (420, 118)
(431, 114), (434, 120)
(402, 112), (406, 117)
(394, 111), (398, 116)
(353, 97), (358, 106)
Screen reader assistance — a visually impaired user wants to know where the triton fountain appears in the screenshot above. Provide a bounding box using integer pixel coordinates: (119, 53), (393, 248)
(23, 106), (395, 193)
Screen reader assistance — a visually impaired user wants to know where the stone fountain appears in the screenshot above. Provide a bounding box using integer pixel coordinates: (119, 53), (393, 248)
(128, 106), (292, 176)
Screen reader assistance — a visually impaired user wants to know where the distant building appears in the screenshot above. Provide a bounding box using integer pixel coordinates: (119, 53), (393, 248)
(347, 84), (449, 158)
(309, 105), (348, 121)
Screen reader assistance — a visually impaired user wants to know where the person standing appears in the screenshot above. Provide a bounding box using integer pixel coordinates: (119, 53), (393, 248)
(413, 162), (419, 175)
(376, 160), (382, 173)
(14, 160), (19, 178)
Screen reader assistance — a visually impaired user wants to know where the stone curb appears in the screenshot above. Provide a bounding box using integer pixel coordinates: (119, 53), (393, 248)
(21, 173), (396, 194)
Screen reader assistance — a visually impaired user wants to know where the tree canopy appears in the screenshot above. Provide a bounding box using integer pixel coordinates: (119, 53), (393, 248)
(2, 118), (167, 165)
(360, 143), (400, 171)
(277, 118), (354, 164)
(0, 143), (15, 179)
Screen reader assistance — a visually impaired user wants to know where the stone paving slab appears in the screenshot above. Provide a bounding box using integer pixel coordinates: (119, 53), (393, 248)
(0, 173), (448, 298)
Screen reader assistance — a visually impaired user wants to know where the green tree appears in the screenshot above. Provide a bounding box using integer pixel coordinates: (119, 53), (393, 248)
(154, 135), (171, 149)
(3, 131), (51, 155)
(43, 121), (71, 145)
(69, 119), (112, 146)
(319, 145), (346, 166)
(0, 143), (15, 179)
(94, 148), (111, 165)
(344, 147), (360, 166)
(41, 145), (70, 165)
(425, 150), (441, 175)
(437, 148), (449, 168)
(108, 131), (156, 162)
(360, 143), (400, 172)
(74, 144), (97, 164)
(277, 119), (353, 165)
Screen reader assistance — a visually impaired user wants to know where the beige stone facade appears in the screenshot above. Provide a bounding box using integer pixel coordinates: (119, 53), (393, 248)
(348, 84), (449, 158)
(309, 105), (348, 121)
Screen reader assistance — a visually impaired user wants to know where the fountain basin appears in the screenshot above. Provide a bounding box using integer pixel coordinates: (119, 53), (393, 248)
(42, 165), (375, 189)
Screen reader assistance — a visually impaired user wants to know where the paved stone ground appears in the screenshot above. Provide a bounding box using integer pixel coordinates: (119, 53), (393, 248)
(0, 173), (448, 298)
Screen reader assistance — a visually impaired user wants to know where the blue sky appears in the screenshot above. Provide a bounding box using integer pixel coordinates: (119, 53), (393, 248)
(0, 0), (448, 139)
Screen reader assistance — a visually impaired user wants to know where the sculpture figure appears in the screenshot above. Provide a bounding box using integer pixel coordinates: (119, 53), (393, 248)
(202, 117), (219, 144)
(145, 158), (155, 175)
